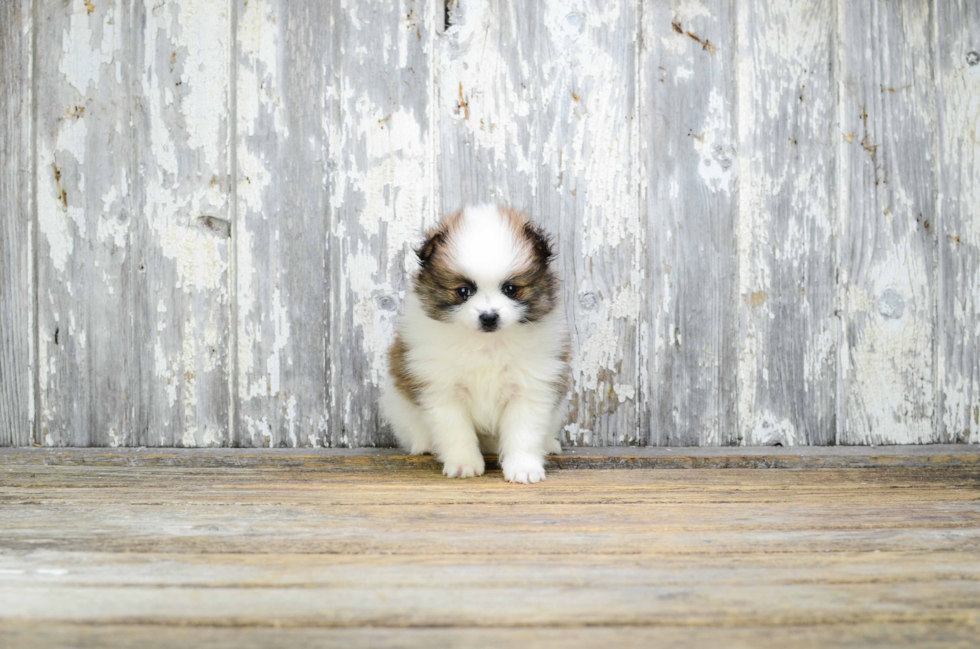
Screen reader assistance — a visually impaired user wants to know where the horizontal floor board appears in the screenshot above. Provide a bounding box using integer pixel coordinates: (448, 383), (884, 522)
(3, 583), (980, 628)
(1, 458), (978, 646)
(2, 446), (979, 470)
(1, 623), (979, 649)
(3, 550), (980, 588)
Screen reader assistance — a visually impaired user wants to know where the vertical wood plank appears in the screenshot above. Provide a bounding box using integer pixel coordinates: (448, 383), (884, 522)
(236, 0), (432, 447)
(436, 0), (538, 214)
(35, 0), (138, 446)
(639, 0), (738, 446)
(736, 0), (837, 446)
(0, 0), (34, 446)
(542, 1), (639, 446)
(326, 0), (435, 447)
(838, 0), (939, 444)
(37, 0), (232, 447)
(936, 1), (980, 444)
(235, 0), (333, 447)
(440, 0), (639, 446)
(133, 0), (232, 446)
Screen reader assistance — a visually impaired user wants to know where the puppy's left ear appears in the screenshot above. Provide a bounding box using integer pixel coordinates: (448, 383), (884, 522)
(416, 231), (444, 267)
(522, 223), (554, 264)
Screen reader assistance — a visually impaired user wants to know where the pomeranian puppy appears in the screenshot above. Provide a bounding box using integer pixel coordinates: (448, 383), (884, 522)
(382, 205), (569, 484)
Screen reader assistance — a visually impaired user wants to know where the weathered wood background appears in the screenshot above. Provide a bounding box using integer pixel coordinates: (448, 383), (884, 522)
(1, 0), (978, 448)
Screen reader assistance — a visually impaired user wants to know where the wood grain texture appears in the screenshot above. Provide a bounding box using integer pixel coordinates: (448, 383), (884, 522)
(33, 0), (231, 447)
(326, 0), (435, 448)
(936, 1), (980, 444)
(436, 0), (538, 216)
(639, 0), (738, 446)
(1, 462), (979, 644)
(235, 0), (433, 448)
(837, 0), (939, 444)
(133, 0), (232, 446)
(0, 0), (33, 446)
(736, 0), (837, 446)
(35, 0), (139, 446)
(2, 446), (978, 470)
(234, 0), (334, 447)
(3, 623), (979, 649)
(439, 0), (639, 446)
(6, 0), (980, 448)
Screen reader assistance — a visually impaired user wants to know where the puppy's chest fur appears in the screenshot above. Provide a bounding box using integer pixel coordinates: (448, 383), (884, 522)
(416, 331), (560, 432)
(451, 344), (525, 426)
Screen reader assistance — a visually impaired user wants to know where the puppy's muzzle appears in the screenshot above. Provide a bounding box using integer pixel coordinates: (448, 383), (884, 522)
(479, 311), (500, 332)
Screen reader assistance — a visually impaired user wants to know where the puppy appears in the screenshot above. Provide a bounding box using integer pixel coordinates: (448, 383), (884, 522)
(382, 205), (569, 484)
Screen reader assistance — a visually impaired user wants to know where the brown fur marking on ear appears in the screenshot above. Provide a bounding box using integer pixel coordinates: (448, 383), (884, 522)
(510, 219), (559, 323)
(416, 232), (443, 266)
(494, 206), (559, 323)
(413, 210), (469, 321)
(499, 205), (530, 234)
(388, 334), (425, 405)
(415, 210), (464, 265)
(521, 221), (555, 264)
(500, 206), (554, 264)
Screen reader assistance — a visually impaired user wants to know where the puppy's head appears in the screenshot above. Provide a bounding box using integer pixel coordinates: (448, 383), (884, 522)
(414, 205), (557, 333)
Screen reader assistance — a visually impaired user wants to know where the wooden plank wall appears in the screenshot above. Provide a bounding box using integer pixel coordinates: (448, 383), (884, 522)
(1, 0), (978, 448)
(0, 0), (34, 446)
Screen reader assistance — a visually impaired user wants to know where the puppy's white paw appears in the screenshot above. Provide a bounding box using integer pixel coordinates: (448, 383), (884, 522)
(544, 437), (562, 455)
(441, 455), (485, 478)
(503, 454), (546, 484)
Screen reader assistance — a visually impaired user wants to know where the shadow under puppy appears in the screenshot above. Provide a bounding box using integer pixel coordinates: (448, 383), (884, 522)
(382, 205), (570, 484)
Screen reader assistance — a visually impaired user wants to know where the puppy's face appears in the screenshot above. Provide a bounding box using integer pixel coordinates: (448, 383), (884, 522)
(414, 206), (557, 333)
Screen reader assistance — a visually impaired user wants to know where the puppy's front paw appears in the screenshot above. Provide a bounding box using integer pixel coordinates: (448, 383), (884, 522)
(441, 454), (485, 478)
(502, 454), (546, 484)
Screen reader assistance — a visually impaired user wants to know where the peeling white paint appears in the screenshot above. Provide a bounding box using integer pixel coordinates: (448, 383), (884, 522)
(202, 425), (221, 447)
(142, 0), (230, 294)
(180, 314), (198, 446)
(314, 11), (432, 410)
(175, 0), (229, 169)
(345, 250), (396, 388)
(613, 383), (636, 404)
(571, 271), (638, 394)
(693, 88), (734, 195)
(439, 0), (536, 187)
(540, 1), (635, 257)
(285, 394), (298, 447)
(735, 0), (837, 446)
(749, 412), (797, 446)
(837, 0), (939, 445)
(37, 144), (75, 274)
(236, 225), (257, 399)
(59, 1), (122, 94)
(238, 0), (286, 137)
(266, 287), (290, 397)
(235, 0), (280, 404)
(25, 0), (974, 450)
(937, 12), (980, 443)
(55, 113), (87, 167)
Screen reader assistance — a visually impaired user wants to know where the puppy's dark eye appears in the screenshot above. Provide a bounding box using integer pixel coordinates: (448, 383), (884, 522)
(502, 283), (519, 298)
(455, 286), (473, 301)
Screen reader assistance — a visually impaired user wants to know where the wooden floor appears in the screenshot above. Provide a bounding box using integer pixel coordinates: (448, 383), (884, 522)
(1, 449), (979, 648)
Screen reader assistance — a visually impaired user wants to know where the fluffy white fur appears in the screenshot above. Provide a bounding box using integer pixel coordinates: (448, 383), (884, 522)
(382, 205), (568, 484)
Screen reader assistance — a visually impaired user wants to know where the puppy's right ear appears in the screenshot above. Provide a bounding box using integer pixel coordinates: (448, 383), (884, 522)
(416, 231), (443, 267)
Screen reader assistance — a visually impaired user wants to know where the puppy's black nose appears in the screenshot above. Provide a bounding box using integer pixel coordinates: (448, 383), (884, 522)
(479, 312), (499, 332)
